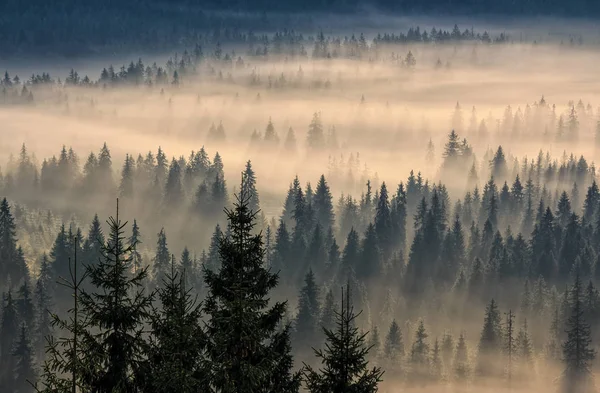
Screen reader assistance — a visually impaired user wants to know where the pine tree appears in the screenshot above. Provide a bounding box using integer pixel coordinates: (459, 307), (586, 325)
(303, 285), (383, 393)
(561, 271), (596, 393)
(76, 202), (153, 392)
(203, 176), (301, 393)
(13, 323), (36, 393)
(145, 257), (207, 392)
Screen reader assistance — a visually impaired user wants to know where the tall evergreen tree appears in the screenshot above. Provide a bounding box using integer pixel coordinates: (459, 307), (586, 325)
(145, 258), (207, 392)
(13, 323), (36, 393)
(0, 198), (21, 285)
(454, 332), (470, 382)
(409, 319), (430, 384)
(294, 269), (321, 350)
(476, 299), (503, 378)
(383, 319), (403, 369)
(242, 160), (260, 215)
(313, 175), (334, 231)
(0, 290), (19, 391)
(152, 228), (170, 286)
(303, 286), (383, 393)
(561, 271), (596, 393)
(77, 203), (153, 392)
(202, 177), (301, 393)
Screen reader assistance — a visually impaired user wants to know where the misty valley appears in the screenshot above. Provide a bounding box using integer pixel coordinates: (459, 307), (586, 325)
(1, 15), (600, 393)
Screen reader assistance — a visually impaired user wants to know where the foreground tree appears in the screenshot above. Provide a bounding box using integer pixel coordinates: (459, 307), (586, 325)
(202, 176), (301, 393)
(303, 285), (383, 393)
(77, 201), (152, 392)
(144, 257), (207, 392)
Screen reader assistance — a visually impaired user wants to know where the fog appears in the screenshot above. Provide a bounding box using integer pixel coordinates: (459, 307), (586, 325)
(1, 18), (600, 393)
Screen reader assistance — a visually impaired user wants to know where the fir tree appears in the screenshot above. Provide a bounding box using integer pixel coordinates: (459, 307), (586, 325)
(303, 285), (383, 393)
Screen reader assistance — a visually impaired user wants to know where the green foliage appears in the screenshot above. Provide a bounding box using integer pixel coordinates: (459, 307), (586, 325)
(303, 286), (383, 393)
(202, 176), (300, 393)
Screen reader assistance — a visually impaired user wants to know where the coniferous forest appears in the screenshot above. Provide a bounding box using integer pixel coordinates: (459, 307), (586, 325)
(3, 12), (600, 393)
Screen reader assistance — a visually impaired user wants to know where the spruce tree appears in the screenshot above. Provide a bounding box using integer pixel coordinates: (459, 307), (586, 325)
(454, 332), (470, 382)
(145, 257), (207, 392)
(320, 289), (336, 336)
(77, 202), (153, 392)
(17, 279), (35, 331)
(13, 323), (36, 393)
(129, 220), (142, 274)
(561, 271), (596, 393)
(35, 236), (88, 393)
(313, 175), (334, 231)
(242, 160), (260, 215)
(476, 298), (503, 378)
(33, 255), (53, 355)
(430, 338), (443, 382)
(409, 319), (430, 384)
(294, 269), (321, 351)
(202, 177), (301, 393)
(368, 326), (381, 361)
(384, 319), (404, 370)
(152, 228), (170, 286)
(303, 286), (383, 393)
(0, 198), (21, 285)
(0, 290), (19, 391)
(83, 215), (105, 285)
